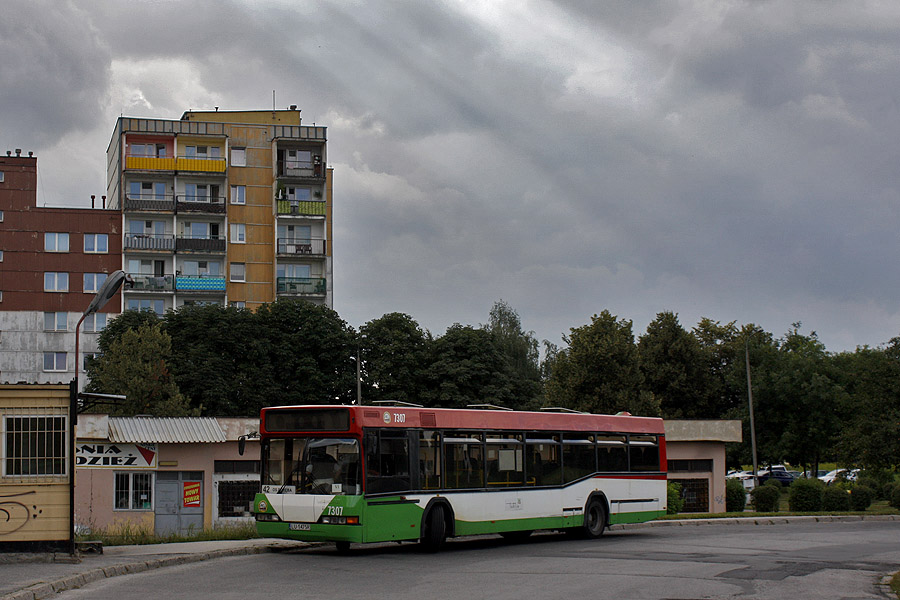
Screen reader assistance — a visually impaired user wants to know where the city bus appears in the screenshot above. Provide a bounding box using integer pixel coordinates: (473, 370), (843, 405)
(251, 404), (666, 551)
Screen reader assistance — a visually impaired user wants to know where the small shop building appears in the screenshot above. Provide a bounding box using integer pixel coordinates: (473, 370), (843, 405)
(665, 419), (742, 513)
(74, 414), (258, 536)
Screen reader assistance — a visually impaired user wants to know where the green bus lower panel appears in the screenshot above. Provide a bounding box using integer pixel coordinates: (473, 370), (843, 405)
(453, 515), (572, 536)
(609, 509), (666, 525)
(256, 521), (364, 543)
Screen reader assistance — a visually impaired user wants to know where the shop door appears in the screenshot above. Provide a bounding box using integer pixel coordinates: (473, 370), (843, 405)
(155, 471), (204, 535)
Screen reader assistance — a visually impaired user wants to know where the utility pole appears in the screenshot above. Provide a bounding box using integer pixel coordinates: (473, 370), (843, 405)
(745, 339), (759, 489)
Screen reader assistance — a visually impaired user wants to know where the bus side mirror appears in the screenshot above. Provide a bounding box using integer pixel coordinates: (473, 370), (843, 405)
(238, 436), (246, 456)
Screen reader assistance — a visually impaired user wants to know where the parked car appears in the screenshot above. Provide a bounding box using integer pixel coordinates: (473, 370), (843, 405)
(819, 468), (859, 485)
(757, 468), (797, 485)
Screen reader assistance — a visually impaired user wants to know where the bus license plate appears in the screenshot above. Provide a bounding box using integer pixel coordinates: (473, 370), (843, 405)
(289, 523), (311, 531)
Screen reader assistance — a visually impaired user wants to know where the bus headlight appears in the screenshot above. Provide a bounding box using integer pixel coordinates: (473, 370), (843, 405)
(318, 515), (359, 525)
(256, 513), (281, 522)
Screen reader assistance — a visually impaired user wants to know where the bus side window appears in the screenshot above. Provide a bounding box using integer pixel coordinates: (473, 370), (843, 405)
(525, 434), (561, 486)
(365, 430), (411, 493)
(418, 430), (441, 490)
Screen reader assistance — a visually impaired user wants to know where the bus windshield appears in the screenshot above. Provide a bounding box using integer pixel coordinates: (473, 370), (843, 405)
(262, 437), (361, 495)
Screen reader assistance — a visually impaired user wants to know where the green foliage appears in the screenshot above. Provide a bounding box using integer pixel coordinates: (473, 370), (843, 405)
(849, 485), (875, 511)
(789, 478), (823, 511)
(483, 300), (543, 409)
(725, 479), (747, 512)
(764, 478), (783, 490)
(638, 312), (713, 418)
(422, 324), (516, 408)
(360, 313), (430, 405)
(750, 484), (780, 512)
(667, 482), (684, 514)
(86, 322), (194, 416)
(545, 310), (659, 416)
(890, 484), (900, 510)
(822, 485), (851, 511)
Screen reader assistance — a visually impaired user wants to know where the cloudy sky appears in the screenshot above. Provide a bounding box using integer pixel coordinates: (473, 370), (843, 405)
(3, 0), (900, 352)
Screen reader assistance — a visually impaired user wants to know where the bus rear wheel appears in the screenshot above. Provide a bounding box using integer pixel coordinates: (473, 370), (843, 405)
(583, 498), (607, 539)
(421, 504), (447, 551)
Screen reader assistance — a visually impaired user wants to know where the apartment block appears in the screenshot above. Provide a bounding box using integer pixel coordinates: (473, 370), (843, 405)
(0, 152), (122, 387)
(106, 108), (333, 313)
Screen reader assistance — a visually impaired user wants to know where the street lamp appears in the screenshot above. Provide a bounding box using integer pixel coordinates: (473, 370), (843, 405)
(74, 270), (130, 390)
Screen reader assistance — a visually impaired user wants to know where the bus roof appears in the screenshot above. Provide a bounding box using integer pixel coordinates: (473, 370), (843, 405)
(259, 405), (665, 436)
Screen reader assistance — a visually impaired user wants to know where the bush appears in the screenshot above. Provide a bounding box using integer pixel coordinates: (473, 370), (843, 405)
(891, 484), (900, 511)
(667, 482), (684, 514)
(849, 485), (875, 511)
(763, 478), (783, 491)
(726, 479), (747, 512)
(823, 485), (851, 512)
(789, 477), (823, 511)
(750, 485), (780, 512)
(884, 482), (900, 504)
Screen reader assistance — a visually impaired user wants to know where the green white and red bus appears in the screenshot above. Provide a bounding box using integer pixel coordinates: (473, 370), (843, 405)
(252, 404), (666, 551)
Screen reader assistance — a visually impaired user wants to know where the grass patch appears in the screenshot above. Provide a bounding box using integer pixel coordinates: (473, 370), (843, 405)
(76, 521), (260, 546)
(659, 500), (899, 520)
(890, 571), (900, 599)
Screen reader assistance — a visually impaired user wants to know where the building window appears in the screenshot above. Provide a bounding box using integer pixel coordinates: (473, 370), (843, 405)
(0, 250), (4, 261)
(83, 352), (99, 372)
(84, 234), (108, 254)
(127, 298), (165, 316)
(83, 312), (107, 333)
(4, 415), (67, 476)
(185, 145), (220, 159)
(43, 312), (67, 331)
(230, 301), (245, 309)
(217, 480), (260, 517)
(44, 232), (69, 253)
(230, 185), (245, 205)
(182, 260), (221, 277)
(0, 210), (4, 221)
(230, 223), (246, 243)
(0, 171), (4, 183)
(231, 148), (246, 167)
(42, 351), (67, 372)
(44, 272), (69, 292)
(83, 272), (108, 293)
(230, 262), (245, 282)
(115, 472), (153, 510)
(185, 183), (219, 202)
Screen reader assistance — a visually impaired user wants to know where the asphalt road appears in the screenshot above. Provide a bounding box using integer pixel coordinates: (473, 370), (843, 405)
(57, 520), (900, 600)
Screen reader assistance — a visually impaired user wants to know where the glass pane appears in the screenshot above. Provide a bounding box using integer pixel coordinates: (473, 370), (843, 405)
(418, 431), (441, 490)
(525, 441), (561, 486)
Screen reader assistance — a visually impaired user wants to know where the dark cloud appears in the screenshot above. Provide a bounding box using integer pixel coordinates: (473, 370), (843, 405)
(5, 0), (900, 351)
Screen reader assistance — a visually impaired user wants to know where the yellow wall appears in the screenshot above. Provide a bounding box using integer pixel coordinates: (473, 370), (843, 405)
(0, 385), (72, 543)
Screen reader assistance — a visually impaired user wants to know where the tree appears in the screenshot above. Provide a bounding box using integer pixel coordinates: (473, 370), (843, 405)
(86, 322), (194, 416)
(482, 300), (542, 409)
(832, 343), (900, 470)
(359, 313), (431, 405)
(544, 310), (658, 416)
(422, 324), (515, 408)
(638, 311), (712, 418)
(97, 309), (160, 354)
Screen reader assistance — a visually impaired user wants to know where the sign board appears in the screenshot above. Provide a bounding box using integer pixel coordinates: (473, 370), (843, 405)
(75, 443), (157, 468)
(183, 481), (201, 507)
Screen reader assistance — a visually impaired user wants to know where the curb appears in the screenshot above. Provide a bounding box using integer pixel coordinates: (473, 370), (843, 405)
(609, 514), (900, 531)
(1, 543), (295, 600)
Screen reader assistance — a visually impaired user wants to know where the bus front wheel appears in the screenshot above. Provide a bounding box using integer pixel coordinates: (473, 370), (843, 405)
(583, 498), (607, 539)
(421, 505), (447, 551)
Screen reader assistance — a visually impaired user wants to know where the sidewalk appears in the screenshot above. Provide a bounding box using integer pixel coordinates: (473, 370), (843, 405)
(2, 515), (898, 600)
(0, 538), (308, 600)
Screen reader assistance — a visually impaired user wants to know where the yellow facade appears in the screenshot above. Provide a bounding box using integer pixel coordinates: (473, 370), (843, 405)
(0, 385), (72, 544)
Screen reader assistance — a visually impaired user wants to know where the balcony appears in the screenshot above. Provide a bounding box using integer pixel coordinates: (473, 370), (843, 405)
(127, 274), (175, 292)
(176, 195), (226, 214)
(176, 156), (226, 173)
(175, 275), (226, 292)
(277, 238), (326, 256)
(277, 277), (327, 295)
(126, 155), (176, 171)
(276, 199), (326, 217)
(125, 193), (176, 213)
(277, 160), (326, 182)
(175, 235), (226, 253)
(125, 233), (175, 252)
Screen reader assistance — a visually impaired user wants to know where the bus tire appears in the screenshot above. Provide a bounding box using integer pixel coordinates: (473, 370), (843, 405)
(583, 498), (607, 539)
(421, 504), (447, 551)
(335, 541), (351, 553)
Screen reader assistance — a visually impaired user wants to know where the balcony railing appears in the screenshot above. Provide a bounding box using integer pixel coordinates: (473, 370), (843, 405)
(176, 156), (226, 173)
(125, 193), (176, 212)
(277, 277), (327, 295)
(276, 199), (326, 216)
(175, 275), (226, 292)
(277, 238), (326, 256)
(175, 235), (226, 253)
(126, 155), (176, 171)
(127, 274), (175, 291)
(277, 160), (326, 180)
(125, 233), (175, 251)
(176, 195), (226, 214)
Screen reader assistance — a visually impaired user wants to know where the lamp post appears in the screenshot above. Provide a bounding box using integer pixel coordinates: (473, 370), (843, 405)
(69, 269), (128, 554)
